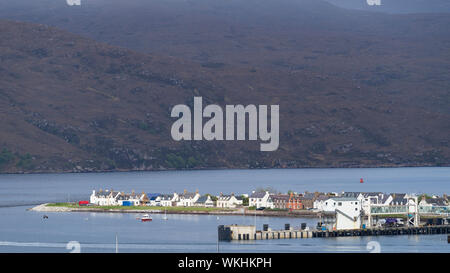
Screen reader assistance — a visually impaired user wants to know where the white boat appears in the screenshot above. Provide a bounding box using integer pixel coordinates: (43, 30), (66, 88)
(141, 214), (152, 222)
(162, 209), (168, 220)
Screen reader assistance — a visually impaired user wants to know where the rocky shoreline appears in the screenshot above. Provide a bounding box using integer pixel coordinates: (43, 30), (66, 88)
(2, 163), (447, 175)
(30, 203), (320, 218)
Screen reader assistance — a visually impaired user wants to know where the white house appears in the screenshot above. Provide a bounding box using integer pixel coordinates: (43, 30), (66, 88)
(322, 197), (361, 213)
(361, 193), (392, 215)
(194, 195), (214, 207)
(148, 195), (162, 206)
(216, 194), (243, 208)
(341, 192), (393, 215)
(176, 190), (200, 207)
(419, 197), (448, 207)
(327, 197), (361, 230)
(390, 193), (413, 205)
(116, 191), (148, 206)
(90, 189), (120, 206)
(313, 195), (329, 211)
(160, 193), (179, 207)
(249, 191), (274, 209)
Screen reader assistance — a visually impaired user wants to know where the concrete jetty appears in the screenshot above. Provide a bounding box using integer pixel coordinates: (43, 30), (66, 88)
(218, 224), (450, 241)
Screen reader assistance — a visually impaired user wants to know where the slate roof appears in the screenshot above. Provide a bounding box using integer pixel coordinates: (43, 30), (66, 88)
(392, 193), (407, 199)
(302, 193), (315, 199)
(116, 193), (141, 200)
(425, 198), (447, 206)
(341, 192), (362, 198)
(361, 192), (384, 198)
(95, 190), (119, 197)
(270, 194), (290, 201)
(218, 195), (233, 201)
(195, 196), (211, 203)
(391, 194), (408, 205)
(329, 197), (358, 202)
(315, 195), (329, 201)
(380, 195), (391, 203)
(160, 194), (175, 200)
(250, 192), (267, 198)
(179, 192), (197, 199)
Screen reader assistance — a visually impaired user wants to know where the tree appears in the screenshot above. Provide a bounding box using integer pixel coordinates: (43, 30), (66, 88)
(0, 148), (14, 166)
(241, 195), (249, 206)
(205, 193), (218, 202)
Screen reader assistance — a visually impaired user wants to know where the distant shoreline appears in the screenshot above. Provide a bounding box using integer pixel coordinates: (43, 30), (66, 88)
(30, 203), (320, 218)
(2, 165), (448, 175)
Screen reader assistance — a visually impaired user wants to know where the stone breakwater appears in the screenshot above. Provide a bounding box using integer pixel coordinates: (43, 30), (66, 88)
(30, 204), (319, 218)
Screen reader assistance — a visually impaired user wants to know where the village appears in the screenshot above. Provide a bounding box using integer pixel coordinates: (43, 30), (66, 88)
(88, 188), (449, 211)
(84, 188), (450, 230)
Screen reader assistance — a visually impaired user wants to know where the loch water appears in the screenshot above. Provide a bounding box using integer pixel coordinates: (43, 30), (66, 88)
(0, 167), (449, 253)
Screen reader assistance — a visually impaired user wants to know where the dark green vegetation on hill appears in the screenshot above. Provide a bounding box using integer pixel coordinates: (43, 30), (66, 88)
(0, 0), (449, 173)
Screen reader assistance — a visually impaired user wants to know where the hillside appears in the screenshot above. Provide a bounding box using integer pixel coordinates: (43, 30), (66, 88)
(0, 0), (449, 173)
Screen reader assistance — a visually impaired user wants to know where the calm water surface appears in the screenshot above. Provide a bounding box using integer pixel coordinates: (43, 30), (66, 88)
(0, 167), (449, 253)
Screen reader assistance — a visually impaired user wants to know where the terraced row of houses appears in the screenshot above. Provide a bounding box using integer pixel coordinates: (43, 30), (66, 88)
(89, 189), (449, 212)
(89, 189), (244, 208)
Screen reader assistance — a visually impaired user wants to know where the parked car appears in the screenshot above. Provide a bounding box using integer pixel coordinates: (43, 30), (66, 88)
(384, 218), (404, 227)
(384, 218), (397, 227)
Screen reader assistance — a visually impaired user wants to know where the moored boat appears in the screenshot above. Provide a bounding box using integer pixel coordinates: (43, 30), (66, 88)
(141, 214), (152, 222)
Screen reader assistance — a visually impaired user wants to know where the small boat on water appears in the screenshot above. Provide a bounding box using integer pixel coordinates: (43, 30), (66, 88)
(141, 214), (152, 222)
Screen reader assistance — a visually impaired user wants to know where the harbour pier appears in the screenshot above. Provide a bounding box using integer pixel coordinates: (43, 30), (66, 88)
(218, 224), (450, 241)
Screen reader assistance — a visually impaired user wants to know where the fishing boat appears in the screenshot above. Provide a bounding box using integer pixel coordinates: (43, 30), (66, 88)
(141, 214), (152, 222)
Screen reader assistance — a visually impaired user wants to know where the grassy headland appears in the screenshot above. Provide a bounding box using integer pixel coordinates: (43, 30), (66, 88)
(46, 202), (232, 212)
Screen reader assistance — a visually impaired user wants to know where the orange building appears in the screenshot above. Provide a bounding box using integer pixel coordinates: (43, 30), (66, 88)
(287, 193), (303, 210)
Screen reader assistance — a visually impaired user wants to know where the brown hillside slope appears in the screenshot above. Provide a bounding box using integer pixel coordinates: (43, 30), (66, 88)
(0, 20), (448, 173)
